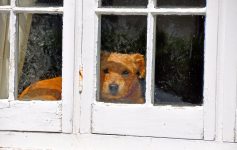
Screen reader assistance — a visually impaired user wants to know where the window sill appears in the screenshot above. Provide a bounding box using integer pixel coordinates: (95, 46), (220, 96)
(0, 131), (236, 150)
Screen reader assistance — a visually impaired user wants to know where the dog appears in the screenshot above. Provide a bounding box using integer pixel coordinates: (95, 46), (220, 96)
(18, 52), (146, 103)
(100, 51), (145, 104)
(18, 77), (62, 100)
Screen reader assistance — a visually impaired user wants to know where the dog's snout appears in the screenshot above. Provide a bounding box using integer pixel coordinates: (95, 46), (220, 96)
(109, 84), (119, 95)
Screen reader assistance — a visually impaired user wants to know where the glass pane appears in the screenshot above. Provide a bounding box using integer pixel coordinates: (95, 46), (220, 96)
(101, 0), (148, 8)
(18, 14), (62, 101)
(0, 13), (9, 99)
(155, 16), (205, 105)
(0, 0), (10, 5)
(157, 0), (206, 8)
(18, 0), (63, 7)
(100, 15), (147, 104)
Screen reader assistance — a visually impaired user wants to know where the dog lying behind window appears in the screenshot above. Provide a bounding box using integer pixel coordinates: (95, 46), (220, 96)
(18, 52), (146, 103)
(18, 77), (62, 100)
(100, 52), (145, 104)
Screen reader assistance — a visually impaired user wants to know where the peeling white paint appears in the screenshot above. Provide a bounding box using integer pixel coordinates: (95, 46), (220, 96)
(0, 101), (62, 132)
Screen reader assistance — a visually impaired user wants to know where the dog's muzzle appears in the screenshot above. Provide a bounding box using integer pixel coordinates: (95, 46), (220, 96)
(109, 83), (119, 95)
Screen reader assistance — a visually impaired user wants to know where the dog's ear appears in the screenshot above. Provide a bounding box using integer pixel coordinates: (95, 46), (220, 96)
(132, 54), (145, 79)
(100, 51), (110, 60)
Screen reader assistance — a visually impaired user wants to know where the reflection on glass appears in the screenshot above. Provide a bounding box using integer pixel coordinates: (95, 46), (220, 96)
(18, 0), (63, 7)
(157, 0), (206, 7)
(18, 14), (62, 100)
(0, 0), (10, 5)
(101, 0), (147, 7)
(0, 13), (9, 99)
(100, 15), (147, 104)
(155, 16), (205, 105)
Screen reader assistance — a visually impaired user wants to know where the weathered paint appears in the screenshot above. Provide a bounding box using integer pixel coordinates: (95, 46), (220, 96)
(0, 101), (61, 132)
(92, 103), (203, 139)
(0, 0), (74, 133)
(62, 0), (76, 133)
(89, 0), (217, 140)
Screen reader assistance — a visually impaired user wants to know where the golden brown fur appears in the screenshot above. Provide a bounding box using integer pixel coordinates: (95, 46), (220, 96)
(100, 52), (145, 104)
(18, 77), (62, 100)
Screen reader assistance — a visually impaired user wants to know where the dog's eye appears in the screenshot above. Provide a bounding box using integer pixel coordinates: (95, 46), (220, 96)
(103, 68), (109, 74)
(136, 71), (140, 76)
(122, 70), (129, 76)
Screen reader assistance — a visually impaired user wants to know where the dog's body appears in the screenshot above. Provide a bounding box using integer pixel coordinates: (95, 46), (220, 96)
(19, 52), (145, 103)
(100, 52), (145, 104)
(18, 77), (62, 100)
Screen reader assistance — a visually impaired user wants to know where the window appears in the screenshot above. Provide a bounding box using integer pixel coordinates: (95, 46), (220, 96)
(0, 0), (75, 133)
(80, 0), (219, 140)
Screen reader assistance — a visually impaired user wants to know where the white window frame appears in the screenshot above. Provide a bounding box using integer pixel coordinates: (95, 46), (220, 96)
(79, 0), (219, 140)
(0, 0), (76, 133)
(218, 0), (237, 143)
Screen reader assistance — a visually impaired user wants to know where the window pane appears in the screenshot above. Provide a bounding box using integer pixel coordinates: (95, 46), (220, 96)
(18, 14), (62, 101)
(0, 0), (10, 5)
(0, 13), (9, 99)
(101, 0), (148, 7)
(18, 0), (63, 7)
(155, 16), (205, 105)
(157, 0), (206, 8)
(100, 15), (146, 104)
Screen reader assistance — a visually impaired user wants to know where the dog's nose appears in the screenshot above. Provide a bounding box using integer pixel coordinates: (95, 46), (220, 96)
(109, 84), (119, 95)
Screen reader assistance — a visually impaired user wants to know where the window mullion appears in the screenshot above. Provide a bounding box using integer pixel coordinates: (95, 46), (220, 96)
(8, 0), (18, 100)
(145, 1), (156, 105)
(96, 0), (101, 8)
(61, 0), (75, 133)
(0, 6), (11, 12)
(151, 8), (206, 15)
(203, 0), (218, 141)
(95, 8), (147, 15)
(149, 0), (157, 8)
(13, 7), (63, 14)
(95, 13), (101, 103)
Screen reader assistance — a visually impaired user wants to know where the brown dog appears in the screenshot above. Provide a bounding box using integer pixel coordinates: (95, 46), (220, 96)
(18, 52), (145, 103)
(18, 77), (62, 100)
(100, 52), (145, 104)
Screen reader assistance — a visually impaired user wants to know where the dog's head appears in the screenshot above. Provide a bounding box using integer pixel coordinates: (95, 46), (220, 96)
(100, 51), (145, 102)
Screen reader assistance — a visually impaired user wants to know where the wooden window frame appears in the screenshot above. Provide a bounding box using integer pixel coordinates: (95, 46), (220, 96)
(79, 0), (219, 140)
(0, 0), (237, 147)
(0, 0), (236, 147)
(219, 0), (237, 143)
(0, 0), (76, 133)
